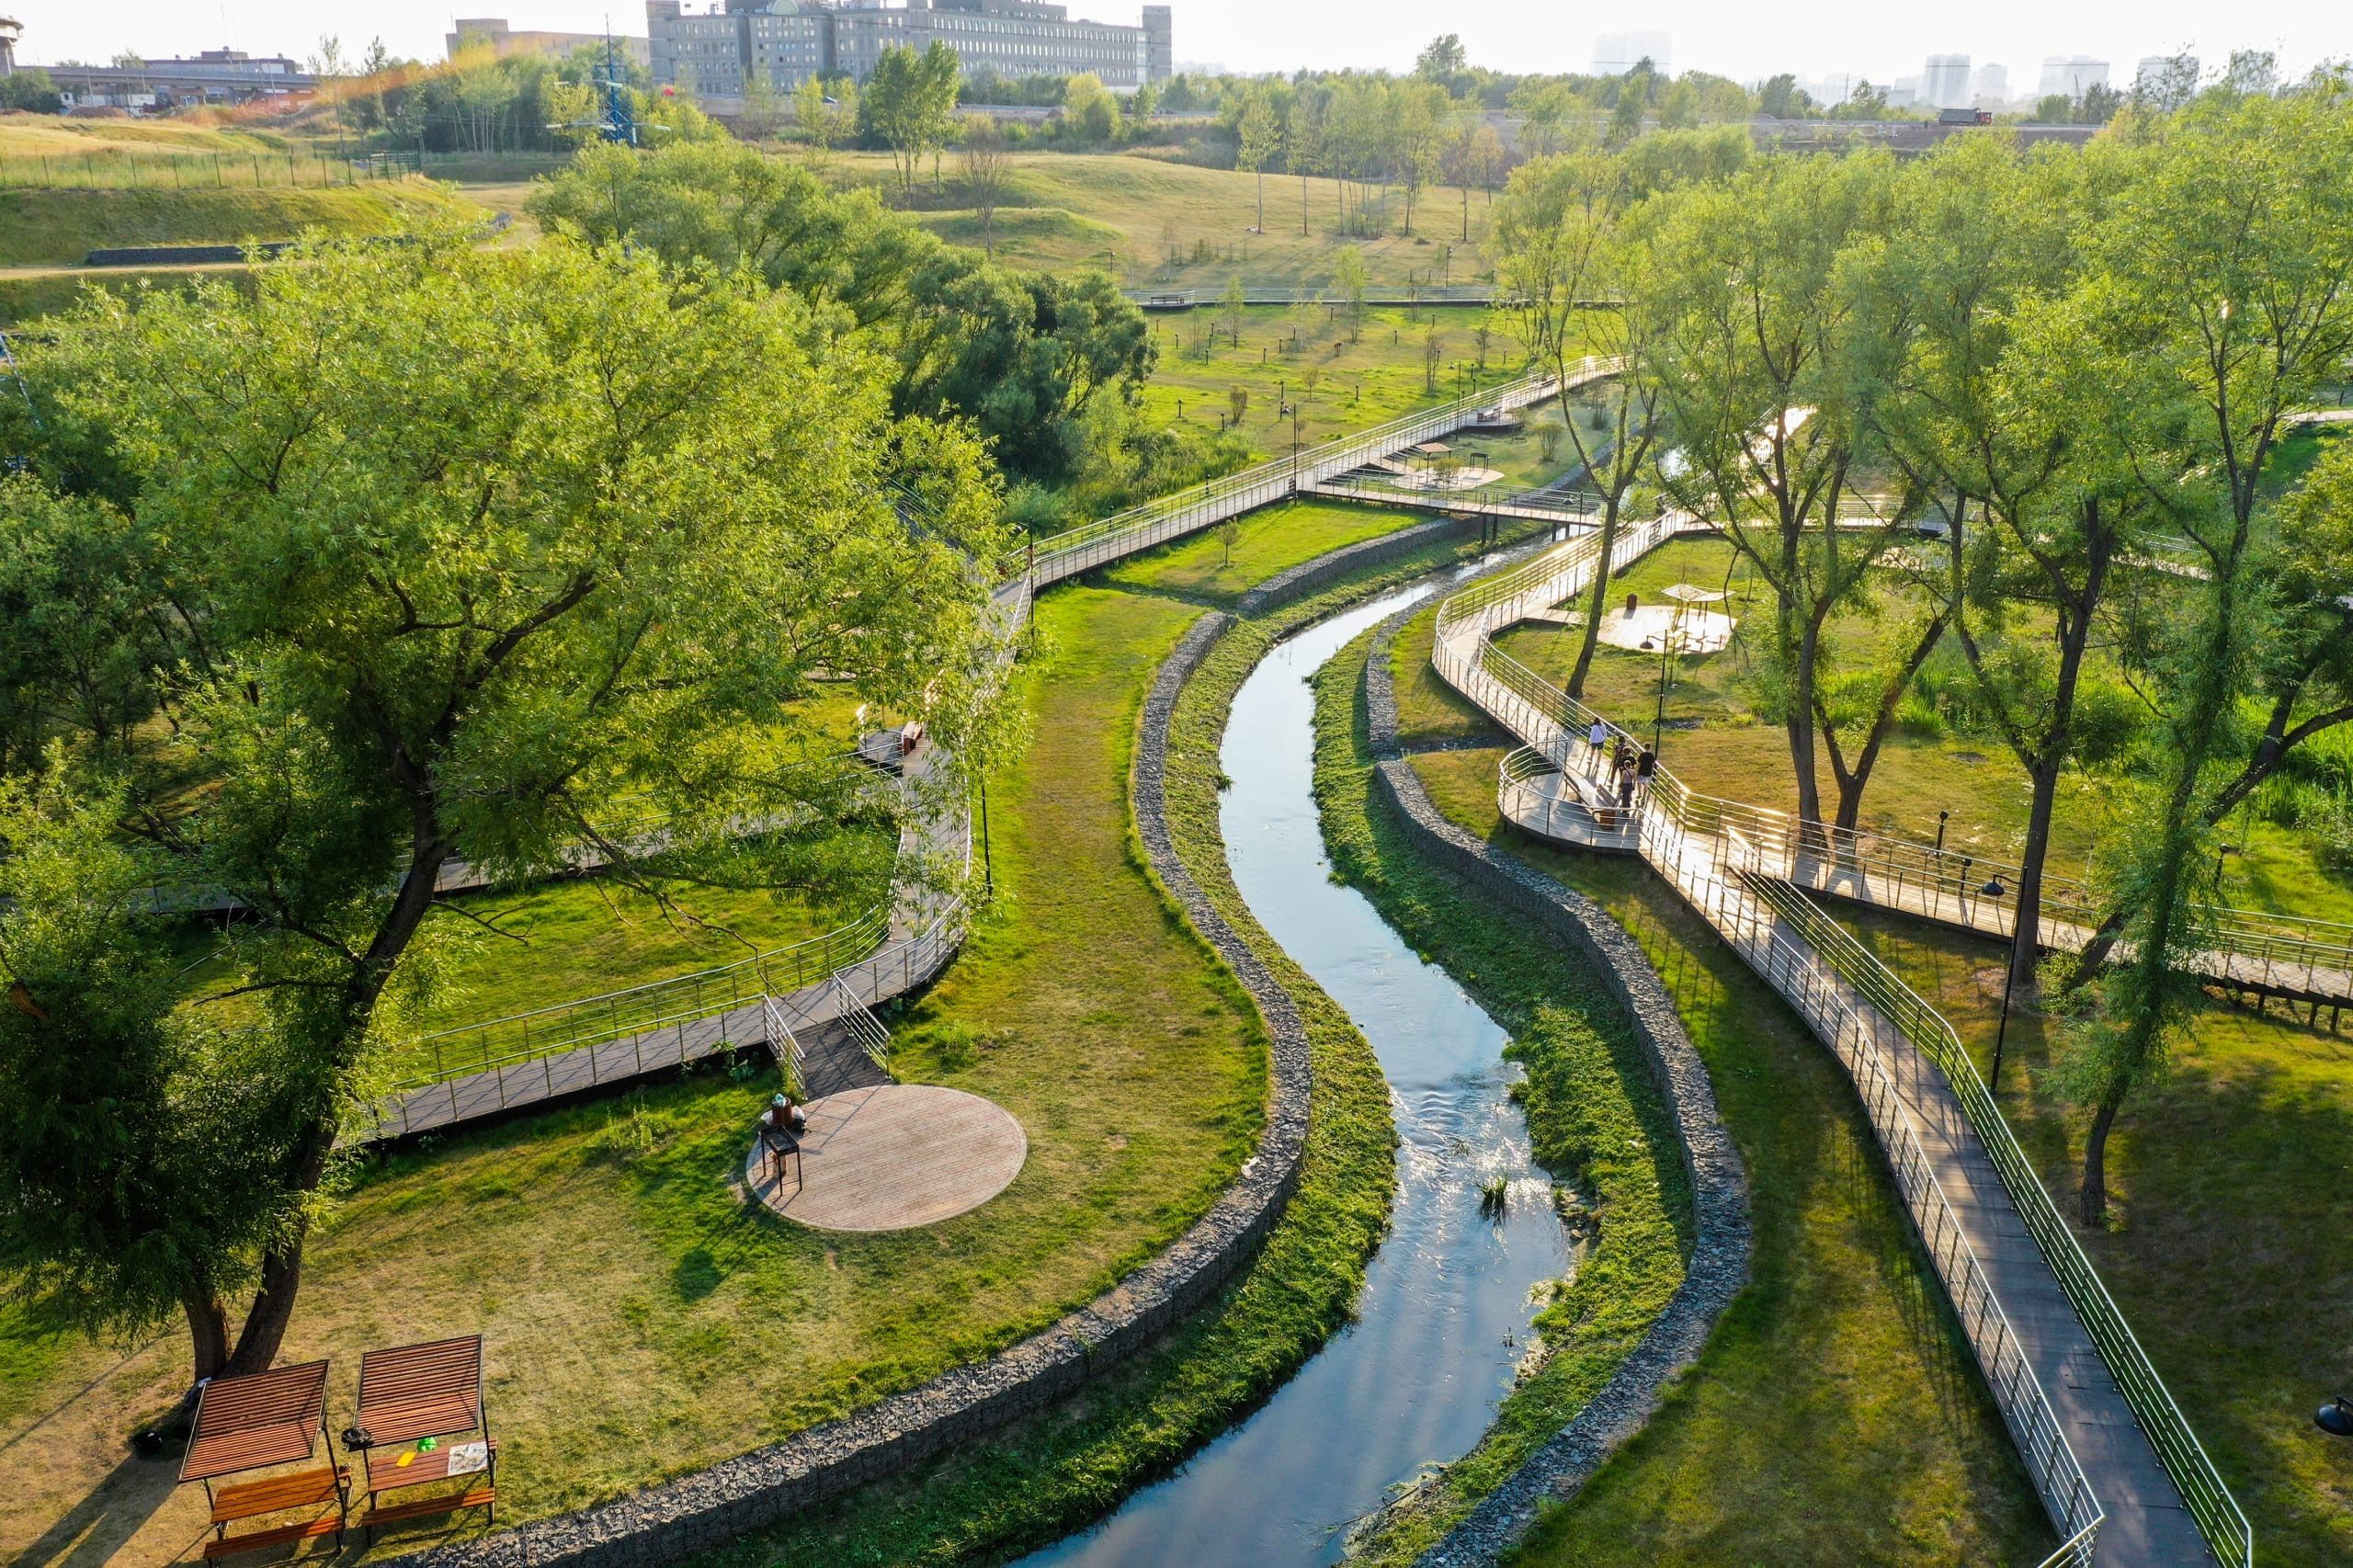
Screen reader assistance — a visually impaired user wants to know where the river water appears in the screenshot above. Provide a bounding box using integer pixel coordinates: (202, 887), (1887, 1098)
(1020, 582), (1572, 1567)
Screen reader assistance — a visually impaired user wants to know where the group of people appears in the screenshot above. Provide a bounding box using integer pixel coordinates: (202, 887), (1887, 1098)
(1585, 719), (1657, 821)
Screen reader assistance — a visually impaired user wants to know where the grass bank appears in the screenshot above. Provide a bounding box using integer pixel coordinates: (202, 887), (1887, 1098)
(0, 182), (470, 269)
(0, 585), (1264, 1563)
(673, 523), (1552, 1564)
(1397, 744), (2052, 1563)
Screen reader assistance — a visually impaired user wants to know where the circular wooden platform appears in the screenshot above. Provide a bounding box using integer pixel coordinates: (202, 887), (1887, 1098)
(745, 1084), (1027, 1232)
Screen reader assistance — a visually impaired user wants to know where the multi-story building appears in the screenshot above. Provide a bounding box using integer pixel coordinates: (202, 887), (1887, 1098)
(1971, 62), (2009, 108)
(1591, 30), (1670, 76)
(648, 0), (1170, 97)
(1923, 52), (1970, 109)
(448, 19), (652, 66)
(2037, 55), (2109, 101)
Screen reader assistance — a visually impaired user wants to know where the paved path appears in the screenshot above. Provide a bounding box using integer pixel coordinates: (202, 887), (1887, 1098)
(743, 1085), (1027, 1232)
(1434, 533), (2221, 1566)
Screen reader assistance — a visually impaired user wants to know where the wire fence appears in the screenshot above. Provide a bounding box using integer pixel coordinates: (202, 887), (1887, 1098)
(0, 148), (568, 191)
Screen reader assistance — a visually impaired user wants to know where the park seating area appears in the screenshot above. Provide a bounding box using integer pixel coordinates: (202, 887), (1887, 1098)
(175, 1338), (496, 1561)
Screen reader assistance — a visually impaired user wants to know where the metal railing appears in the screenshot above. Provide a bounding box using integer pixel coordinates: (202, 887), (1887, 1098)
(1013, 357), (1623, 586)
(828, 977), (894, 1075)
(1126, 284), (1509, 307)
(1655, 813), (2106, 1563)
(764, 994), (809, 1100)
(1433, 540), (2253, 1567)
(1309, 475), (1604, 522)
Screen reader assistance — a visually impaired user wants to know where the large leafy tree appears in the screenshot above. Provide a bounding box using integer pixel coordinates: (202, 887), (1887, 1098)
(1493, 149), (1663, 699)
(2047, 90), (2353, 1222)
(0, 230), (1010, 1392)
(530, 141), (1154, 484)
(1643, 152), (1939, 834)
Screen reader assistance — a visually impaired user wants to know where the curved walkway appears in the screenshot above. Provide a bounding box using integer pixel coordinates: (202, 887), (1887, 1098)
(1430, 533), (2242, 1566)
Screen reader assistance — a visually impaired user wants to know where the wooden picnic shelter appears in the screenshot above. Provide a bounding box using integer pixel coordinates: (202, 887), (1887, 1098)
(177, 1358), (349, 1560)
(354, 1335), (499, 1543)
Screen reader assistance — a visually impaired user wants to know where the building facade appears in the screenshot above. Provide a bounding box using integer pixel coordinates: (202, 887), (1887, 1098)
(648, 0), (1169, 96)
(2037, 55), (2109, 101)
(448, 19), (652, 66)
(1923, 52), (1970, 109)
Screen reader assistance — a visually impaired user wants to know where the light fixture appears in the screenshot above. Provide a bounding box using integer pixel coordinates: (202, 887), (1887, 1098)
(2319, 1396), (2353, 1437)
(1981, 877), (2007, 898)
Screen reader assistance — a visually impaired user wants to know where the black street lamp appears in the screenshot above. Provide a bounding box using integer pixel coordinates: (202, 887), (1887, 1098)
(2318, 1396), (2353, 1437)
(1639, 635), (1669, 755)
(1981, 876), (2018, 1089)
(1936, 808), (1950, 856)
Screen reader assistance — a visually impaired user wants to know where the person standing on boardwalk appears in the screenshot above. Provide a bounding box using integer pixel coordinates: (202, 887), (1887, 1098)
(1586, 717), (1608, 753)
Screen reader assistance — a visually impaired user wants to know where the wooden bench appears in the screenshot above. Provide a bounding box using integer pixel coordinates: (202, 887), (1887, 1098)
(363, 1481), (496, 1543)
(201, 1463), (348, 1558)
(200, 1515), (345, 1561)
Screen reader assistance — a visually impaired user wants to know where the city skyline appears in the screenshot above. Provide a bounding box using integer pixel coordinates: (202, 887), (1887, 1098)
(7, 0), (2326, 95)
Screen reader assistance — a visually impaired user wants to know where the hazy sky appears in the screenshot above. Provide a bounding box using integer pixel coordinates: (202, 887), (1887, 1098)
(9, 0), (2328, 91)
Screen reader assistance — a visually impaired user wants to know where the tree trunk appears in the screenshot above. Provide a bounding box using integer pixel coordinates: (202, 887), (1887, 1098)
(1790, 615), (1824, 833)
(223, 1237), (309, 1377)
(1566, 501), (1621, 699)
(2078, 1075), (2127, 1226)
(185, 1288), (231, 1384)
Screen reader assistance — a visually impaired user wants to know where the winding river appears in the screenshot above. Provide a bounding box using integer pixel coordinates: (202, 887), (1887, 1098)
(1022, 582), (1573, 1566)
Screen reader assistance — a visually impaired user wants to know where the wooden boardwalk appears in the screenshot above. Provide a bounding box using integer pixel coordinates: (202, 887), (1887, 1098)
(1435, 536), (2230, 1565)
(744, 1085), (1027, 1232)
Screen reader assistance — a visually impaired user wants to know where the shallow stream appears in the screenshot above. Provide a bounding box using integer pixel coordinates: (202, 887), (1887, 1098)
(1020, 582), (1572, 1566)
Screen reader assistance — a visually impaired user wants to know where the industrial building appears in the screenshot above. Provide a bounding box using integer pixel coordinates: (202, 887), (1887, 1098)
(647, 0), (1172, 97)
(447, 19), (652, 66)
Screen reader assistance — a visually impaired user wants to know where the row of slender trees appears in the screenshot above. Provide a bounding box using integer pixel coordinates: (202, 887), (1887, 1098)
(1495, 85), (2353, 1223)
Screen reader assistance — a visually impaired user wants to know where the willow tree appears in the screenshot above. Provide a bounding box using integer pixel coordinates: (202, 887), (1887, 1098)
(0, 229), (1010, 1393)
(2054, 88), (2353, 1222)
(1643, 151), (1938, 834)
(1859, 133), (2111, 994)
(1493, 148), (1661, 699)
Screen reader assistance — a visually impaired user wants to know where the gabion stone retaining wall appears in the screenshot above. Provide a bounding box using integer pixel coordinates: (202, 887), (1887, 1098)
(1361, 603), (1753, 1565)
(1233, 515), (1467, 616)
(386, 610), (1313, 1568)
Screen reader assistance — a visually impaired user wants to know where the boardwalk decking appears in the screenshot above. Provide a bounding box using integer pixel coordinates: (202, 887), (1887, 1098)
(743, 1085), (1027, 1232)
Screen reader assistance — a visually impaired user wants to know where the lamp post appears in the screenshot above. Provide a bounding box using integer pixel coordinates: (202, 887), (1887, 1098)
(1936, 808), (1950, 856)
(1640, 635), (1668, 756)
(2318, 1395), (2353, 1437)
(1981, 876), (2017, 1089)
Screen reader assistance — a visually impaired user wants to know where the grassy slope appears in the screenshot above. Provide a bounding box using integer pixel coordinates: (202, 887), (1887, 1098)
(824, 148), (1500, 289)
(1313, 626), (1690, 1562)
(1397, 747), (2052, 1564)
(1847, 912), (2353, 1562)
(0, 183), (468, 268)
(0, 586), (1265, 1562)
(1098, 496), (1420, 605)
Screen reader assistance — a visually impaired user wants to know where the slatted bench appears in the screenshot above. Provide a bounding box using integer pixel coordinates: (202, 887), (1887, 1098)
(364, 1483), (498, 1540)
(200, 1463), (350, 1558)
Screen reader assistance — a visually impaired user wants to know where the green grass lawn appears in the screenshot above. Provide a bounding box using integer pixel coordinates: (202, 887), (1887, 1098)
(1139, 302), (1532, 456)
(1098, 497), (1425, 605)
(823, 149), (1502, 290)
(1399, 745), (2053, 1563)
(0, 583), (1267, 1564)
(0, 183), (469, 269)
(1841, 911), (2353, 1563)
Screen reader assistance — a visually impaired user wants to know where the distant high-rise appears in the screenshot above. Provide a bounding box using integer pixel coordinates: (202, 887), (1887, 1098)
(2038, 55), (2109, 100)
(1923, 52), (1971, 108)
(2135, 52), (2200, 103)
(1970, 62), (2008, 106)
(1592, 30), (1670, 76)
